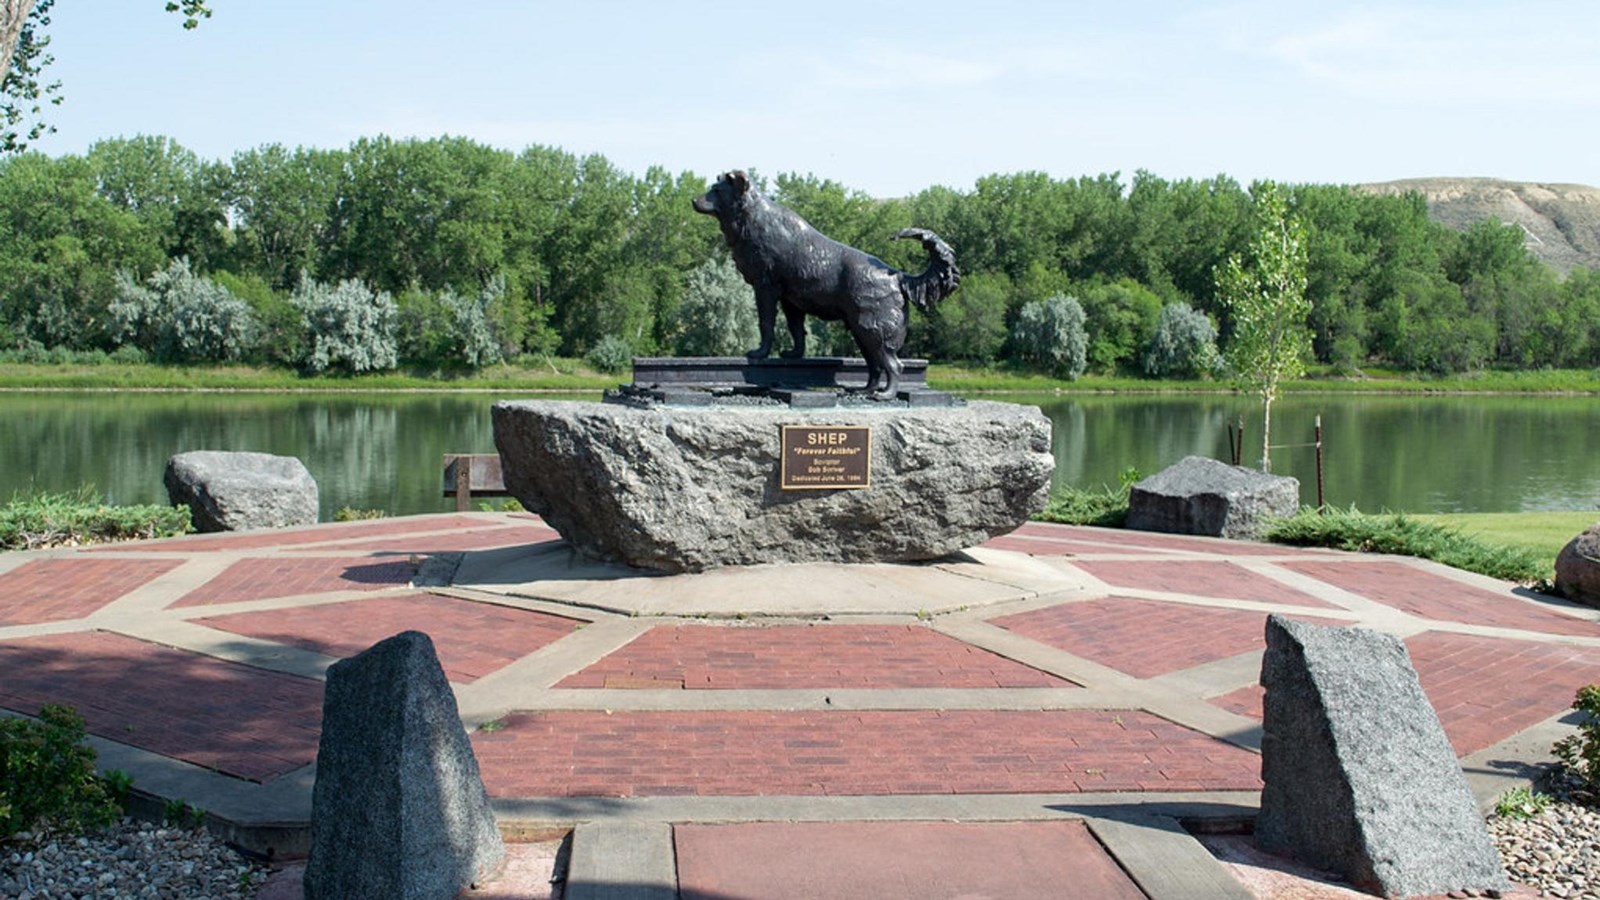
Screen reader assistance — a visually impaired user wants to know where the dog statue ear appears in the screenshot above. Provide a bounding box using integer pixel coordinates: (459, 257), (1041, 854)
(729, 170), (750, 191)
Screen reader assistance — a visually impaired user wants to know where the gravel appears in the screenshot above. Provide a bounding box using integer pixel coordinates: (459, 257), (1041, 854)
(0, 820), (267, 900)
(1489, 792), (1600, 900)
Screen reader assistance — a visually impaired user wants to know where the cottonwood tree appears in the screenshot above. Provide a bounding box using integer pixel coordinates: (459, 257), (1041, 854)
(1216, 181), (1311, 473)
(0, 1), (211, 152)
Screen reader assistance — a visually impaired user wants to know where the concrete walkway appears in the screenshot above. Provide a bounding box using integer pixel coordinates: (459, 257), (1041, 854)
(2, 512), (1595, 898)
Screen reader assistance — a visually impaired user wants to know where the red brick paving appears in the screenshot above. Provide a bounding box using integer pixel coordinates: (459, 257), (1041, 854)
(1210, 684), (1265, 721)
(1407, 631), (1600, 756)
(1070, 529), (1306, 556)
(674, 820), (1146, 900)
(554, 624), (1073, 690)
(0, 558), (183, 625)
(309, 523), (561, 554)
(171, 556), (416, 608)
(1282, 559), (1600, 637)
(981, 533), (1165, 557)
(0, 631), (322, 782)
(993, 597), (1335, 679)
(96, 514), (494, 553)
(470, 709), (1262, 797)
(1074, 559), (1338, 608)
(1208, 631), (1600, 757)
(199, 592), (583, 683)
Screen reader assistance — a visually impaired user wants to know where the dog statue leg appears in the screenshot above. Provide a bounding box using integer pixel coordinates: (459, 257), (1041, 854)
(780, 304), (807, 359)
(874, 352), (903, 401)
(747, 289), (778, 360)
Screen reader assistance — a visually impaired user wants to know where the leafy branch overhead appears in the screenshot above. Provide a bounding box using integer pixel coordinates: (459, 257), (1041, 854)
(0, 1), (212, 152)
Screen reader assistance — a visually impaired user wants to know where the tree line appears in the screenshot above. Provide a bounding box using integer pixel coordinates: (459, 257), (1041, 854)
(1, 133), (1596, 376)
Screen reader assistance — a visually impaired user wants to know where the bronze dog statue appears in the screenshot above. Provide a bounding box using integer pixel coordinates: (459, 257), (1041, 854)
(692, 170), (960, 399)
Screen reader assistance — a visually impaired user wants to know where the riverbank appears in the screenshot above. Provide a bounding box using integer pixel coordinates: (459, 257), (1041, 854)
(2, 361), (1599, 394)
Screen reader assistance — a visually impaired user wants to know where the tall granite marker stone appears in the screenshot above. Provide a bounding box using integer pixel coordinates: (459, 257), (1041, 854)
(1257, 615), (1509, 897)
(303, 631), (505, 900)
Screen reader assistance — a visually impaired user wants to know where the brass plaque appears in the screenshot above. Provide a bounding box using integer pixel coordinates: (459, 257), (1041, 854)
(780, 425), (871, 490)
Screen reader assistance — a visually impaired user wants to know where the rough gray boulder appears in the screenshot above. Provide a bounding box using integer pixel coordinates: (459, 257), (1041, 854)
(163, 450), (318, 532)
(304, 631), (505, 900)
(1125, 455), (1298, 540)
(491, 399), (1054, 573)
(1257, 615), (1509, 898)
(1555, 522), (1600, 607)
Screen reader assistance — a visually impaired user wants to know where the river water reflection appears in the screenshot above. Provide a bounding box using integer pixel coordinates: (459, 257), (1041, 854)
(0, 391), (1595, 517)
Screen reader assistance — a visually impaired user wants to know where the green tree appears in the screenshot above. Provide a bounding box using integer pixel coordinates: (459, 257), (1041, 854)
(932, 271), (1009, 363)
(675, 253), (755, 356)
(1294, 184), (1372, 369)
(0, 152), (162, 348)
(1216, 182), (1311, 472)
(87, 135), (229, 269)
(545, 153), (638, 353)
(227, 143), (345, 290)
(625, 165), (721, 352)
(1076, 278), (1162, 373)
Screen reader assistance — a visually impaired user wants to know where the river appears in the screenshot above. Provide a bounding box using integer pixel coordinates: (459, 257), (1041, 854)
(0, 391), (1595, 517)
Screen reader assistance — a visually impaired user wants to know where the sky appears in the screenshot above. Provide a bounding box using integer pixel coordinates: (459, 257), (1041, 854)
(28, 1), (1600, 198)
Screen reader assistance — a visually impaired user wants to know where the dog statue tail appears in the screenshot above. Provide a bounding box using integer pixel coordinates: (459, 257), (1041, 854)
(893, 228), (961, 314)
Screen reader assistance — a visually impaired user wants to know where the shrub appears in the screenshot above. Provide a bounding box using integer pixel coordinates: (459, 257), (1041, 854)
(1036, 467), (1141, 527)
(396, 280), (506, 370)
(585, 334), (633, 374)
(442, 279), (506, 369)
(109, 259), (260, 364)
(291, 274), (398, 374)
(1263, 506), (1545, 583)
(0, 705), (121, 839)
(213, 270), (300, 366)
(1143, 301), (1222, 379)
(1011, 294), (1088, 380)
(0, 488), (191, 551)
(675, 255), (757, 357)
(1554, 684), (1600, 799)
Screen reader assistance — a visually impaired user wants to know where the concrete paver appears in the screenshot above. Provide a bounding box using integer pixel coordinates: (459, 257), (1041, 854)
(2, 511), (1596, 898)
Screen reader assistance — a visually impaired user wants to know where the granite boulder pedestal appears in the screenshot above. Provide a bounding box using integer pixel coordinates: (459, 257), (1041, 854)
(491, 399), (1054, 573)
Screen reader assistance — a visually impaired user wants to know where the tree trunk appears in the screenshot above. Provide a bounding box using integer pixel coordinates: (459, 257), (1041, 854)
(1260, 393), (1273, 473)
(0, 1), (30, 77)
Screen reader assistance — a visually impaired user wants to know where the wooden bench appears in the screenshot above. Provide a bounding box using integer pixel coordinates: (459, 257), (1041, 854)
(442, 454), (510, 512)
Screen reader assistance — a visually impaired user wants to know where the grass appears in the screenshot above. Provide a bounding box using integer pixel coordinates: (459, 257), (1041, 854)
(0, 360), (1597, 394)
(1263, 507), (1548, 584)
(929, 363), (1600, 395)
(1032, 483), (1586, 586)
(1412, 510), (1596, 575)
(0, 358), (614, 392)
(0, 487), (191, 551)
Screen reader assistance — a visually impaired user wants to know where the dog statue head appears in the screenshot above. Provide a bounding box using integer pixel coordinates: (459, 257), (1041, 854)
(692, 170), (753, 217)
